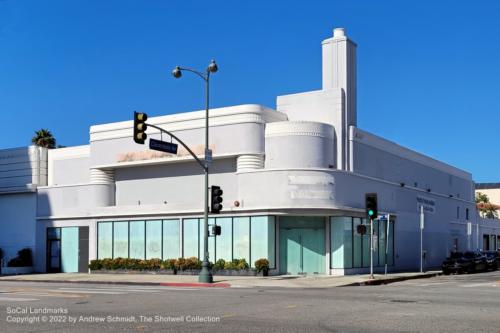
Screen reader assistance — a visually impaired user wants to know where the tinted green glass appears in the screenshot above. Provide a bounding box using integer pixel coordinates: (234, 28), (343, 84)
(146, 220), (162, 259)
(215, 217), (232, 261)
(113, 222), (129, 258)
(129, 221), (145, 259)
(61, 227), (79, 273)
(353, 218), (362, 268)
(250, 216), (276, 268)
(163, 219), (180, 260)
(233, 217), (250, 263)
(183, 219), (199, 258)
(97, 222), (113, 259)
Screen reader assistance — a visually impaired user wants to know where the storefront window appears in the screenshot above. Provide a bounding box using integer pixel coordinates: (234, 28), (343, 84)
(163, 219), (180, 260)
(233, 216), (250, 263)
(330, 217), (353, 268)
(97, 222), (112, 259)
(146, 220), (162, 259)
(96, 215), (278, 266)
(215, 217), (232, 261)
(387, 220), (394, 266)
(198, 218), (216, 261)
(129, 221), (145, 259)
(113, 222), (128, 258)
(378, 219), (386, 266)
(362, 218), (370, 268)
(353, 218), (362, 268)
(183, 219), (199, 258)
(250, 216), (276, 268)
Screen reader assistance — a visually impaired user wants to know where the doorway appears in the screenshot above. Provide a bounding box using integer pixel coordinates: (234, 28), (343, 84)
(279, 216), (325, 275)
(46, 227), (89, 273)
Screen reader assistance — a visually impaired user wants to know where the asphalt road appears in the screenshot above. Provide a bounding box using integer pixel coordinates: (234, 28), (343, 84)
(0, 270), (499, 333)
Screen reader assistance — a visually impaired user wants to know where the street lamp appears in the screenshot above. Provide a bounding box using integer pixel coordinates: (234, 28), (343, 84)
(172, 60), (218, 283)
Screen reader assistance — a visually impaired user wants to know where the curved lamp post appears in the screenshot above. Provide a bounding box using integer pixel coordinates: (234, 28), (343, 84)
(172, 60), (218, 283)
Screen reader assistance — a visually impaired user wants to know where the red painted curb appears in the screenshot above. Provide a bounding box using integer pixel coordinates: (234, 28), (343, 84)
(159, 282), (231, 288)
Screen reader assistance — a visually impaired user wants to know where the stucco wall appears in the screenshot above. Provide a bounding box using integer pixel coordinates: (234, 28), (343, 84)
(0, 193), (37, 262)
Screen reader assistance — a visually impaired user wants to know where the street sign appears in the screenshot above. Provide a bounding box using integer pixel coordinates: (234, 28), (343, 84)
(205, 148), (213, 164)
(149, 138), (178, 154)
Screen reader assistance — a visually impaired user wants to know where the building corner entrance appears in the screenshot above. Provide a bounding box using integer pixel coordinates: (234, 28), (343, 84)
(279, 216), (326, 275)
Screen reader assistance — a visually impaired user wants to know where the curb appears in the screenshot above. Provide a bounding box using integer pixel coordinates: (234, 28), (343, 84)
(0, 279), (231, 288)
(341, 272), (442, 287)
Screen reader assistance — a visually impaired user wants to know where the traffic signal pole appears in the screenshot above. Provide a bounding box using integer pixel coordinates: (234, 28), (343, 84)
(370, 217), (374, 279)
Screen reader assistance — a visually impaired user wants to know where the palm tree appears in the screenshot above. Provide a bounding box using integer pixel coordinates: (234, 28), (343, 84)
(475, 192), (499, 219)
(31, 129), (56, 149)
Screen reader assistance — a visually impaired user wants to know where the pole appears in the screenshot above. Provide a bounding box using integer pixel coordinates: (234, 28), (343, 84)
(476, 223), (479, 250)
(199, 72), (213, 283)
(370, 217), (374, 279)
(385, 214), (389, 276)
(420, 205), (424, 273)
(467, 222), (471, 251)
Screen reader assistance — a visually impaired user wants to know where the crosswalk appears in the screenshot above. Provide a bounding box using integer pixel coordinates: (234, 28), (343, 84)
(0, 285), (201, 303)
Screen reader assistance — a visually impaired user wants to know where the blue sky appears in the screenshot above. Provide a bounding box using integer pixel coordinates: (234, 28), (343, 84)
(0, 0), (499, 182)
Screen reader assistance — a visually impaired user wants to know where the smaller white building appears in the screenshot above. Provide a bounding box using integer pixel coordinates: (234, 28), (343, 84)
(0, 28), (496, 275)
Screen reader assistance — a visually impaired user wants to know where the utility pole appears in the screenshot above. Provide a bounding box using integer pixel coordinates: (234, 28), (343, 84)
(420, 205), (424, 273)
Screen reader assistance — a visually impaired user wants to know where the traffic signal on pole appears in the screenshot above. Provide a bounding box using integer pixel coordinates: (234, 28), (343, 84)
(211, 185), (223, 214)
(365, 193), (378, 219)
(133, 111), (148, 144)
(212, 225), (221, 236)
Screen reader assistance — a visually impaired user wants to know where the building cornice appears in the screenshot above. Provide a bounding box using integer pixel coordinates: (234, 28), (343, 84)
(89, 104), (287, 142)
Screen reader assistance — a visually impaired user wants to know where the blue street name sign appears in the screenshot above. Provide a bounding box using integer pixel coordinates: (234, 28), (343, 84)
(149, 138), (178, 154)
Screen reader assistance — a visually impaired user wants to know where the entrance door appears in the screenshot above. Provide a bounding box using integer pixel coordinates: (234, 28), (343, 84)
(279, 217), (326, 275)
(47, 227), (89, 273)
(47, 240), (61, 273)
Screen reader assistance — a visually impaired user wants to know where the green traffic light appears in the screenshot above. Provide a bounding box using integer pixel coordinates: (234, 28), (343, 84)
(368, 209), (374, 216)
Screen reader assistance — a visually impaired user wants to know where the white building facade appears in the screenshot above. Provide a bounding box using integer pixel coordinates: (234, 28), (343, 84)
(1, 28), (495, 275)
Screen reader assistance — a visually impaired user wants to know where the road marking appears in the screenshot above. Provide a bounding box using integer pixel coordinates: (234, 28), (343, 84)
(222, 313), (236, 318)
(57, 287), (159, 293)
(0, 297), (40, 302)
(461, 283), (495, 288)
(56, 290), (127, 295)
(286, 305), (297, 309)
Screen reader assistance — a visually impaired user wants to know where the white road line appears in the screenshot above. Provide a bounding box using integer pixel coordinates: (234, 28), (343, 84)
(55, 290), (126, 295)
(57, 287), (200, 292)
(57, 287), (158, 293)
(461, 283), (496, 288)
(0, 297), (40, 302)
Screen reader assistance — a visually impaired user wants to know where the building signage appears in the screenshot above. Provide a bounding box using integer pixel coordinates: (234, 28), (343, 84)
(417, 196), (436, 214)
(149, 138), (178, 154)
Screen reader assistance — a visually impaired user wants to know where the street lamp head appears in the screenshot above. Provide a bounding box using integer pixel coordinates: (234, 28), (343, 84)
(172, 66), (182, 78)
(208, 60), (218, 73)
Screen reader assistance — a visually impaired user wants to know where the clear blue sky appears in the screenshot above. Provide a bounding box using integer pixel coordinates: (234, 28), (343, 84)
(1, 0), (499, 182)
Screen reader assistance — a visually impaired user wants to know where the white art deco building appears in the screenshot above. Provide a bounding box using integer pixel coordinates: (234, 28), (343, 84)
(1, 28), (497, 275)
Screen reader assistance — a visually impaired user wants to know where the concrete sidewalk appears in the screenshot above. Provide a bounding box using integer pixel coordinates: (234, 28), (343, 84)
(0, 271), (441, 288)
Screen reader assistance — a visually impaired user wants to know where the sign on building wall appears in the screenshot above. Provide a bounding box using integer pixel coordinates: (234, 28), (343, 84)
(417, 196), (436, 214)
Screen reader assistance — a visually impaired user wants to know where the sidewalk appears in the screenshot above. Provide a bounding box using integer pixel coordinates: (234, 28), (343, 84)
(0, 271), (441, 288)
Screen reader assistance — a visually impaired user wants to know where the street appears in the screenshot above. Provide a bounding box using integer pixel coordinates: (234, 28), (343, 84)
(0, 271), (499, 333)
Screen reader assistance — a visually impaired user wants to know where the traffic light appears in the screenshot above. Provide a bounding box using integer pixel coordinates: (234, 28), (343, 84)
(211, 185), (223, 214)
(365, 193), (378, 219)
(356, 224), (367, 235)
(133, 111), (148, 144)
(212, 225), (221, 236)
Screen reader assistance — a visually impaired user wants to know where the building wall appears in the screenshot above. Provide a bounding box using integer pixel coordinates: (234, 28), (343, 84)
(350, 127), (473, 201)
(0, 146), (47, 190)
(114, 158), (238, 207)
(48, 145), (90, 186)
(0, 193), (37, 262)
